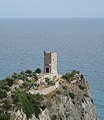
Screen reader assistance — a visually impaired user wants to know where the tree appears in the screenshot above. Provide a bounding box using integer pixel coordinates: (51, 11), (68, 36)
(3, 100), (12, 110)
(5, 77), (14, 86)
(12, 73), (18, 80)
(20, 71), (25, 75)
(35, 68), (41, 73)
(2, 85), (10, 92)
(25, 70), (32, 74)
(81, 74), (84, 80)
(0, 89), (7, 99)
(0, 112), (10, 120)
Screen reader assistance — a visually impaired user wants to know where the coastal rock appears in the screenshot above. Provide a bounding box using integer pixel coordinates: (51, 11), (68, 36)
(0, 70), (98, 120)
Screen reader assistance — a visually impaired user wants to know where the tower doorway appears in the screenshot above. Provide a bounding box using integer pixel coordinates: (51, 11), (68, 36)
(46, 67), (49, 73)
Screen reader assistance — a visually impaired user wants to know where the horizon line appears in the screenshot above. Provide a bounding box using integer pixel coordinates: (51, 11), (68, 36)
(0, 16), (104, 19)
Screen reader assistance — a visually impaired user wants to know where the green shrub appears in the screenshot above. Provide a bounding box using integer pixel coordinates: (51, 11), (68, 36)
(16, 92), (42, 119)
(22, 82), (30, 90)
(48, 81), (55, 86)
(62, 73), (71, 83)
(25, 70), (32, 74)
(63, 86), (68, 90)
(18, 74), (27, 81)
(45, 78), (50, 83)
(0, 82), (10, 92)
(56, 90), (61, 94)
(17, 92), (35, 119)
(41, 104), (46, 110)
(4, 77), (14, 86)
(81, 74), (84, 80)
(45, 78), (55, 86)
(3, 100), (12, 110)
(12, 73), (18, 80)
(11, 92), (19, 104)
(20, 71), (25, 75)
(62, 70), (80, 83)
(33, 74), (38, 81)
(78, 85), (86, 90)
(71, 70), (80, 75)
(2, 85), (10, 91)
(52, 114), (57, 120)
(0, 113), (10, 120)
(0, 109), (4, 116)
(0, 89), (7, 99)
(35, 68), (41, 73)
(68, 92), (75, 99)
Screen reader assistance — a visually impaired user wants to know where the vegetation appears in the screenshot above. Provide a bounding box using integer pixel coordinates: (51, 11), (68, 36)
(56, 89), (61, 94)
(81, 74), (84, 80)
(78, 84), (86, 90)
(15, 91), (42, 119)
(52, 114), (57, 120)
(71, 70), (80, 75)
(4, 77), (14, 87)
(0, 68), (87, 120)
(45, 78), (55, 86)
(35, 68), (41, 73)
(25, 69), (33, 77)
(12, 73), (19, 80)
(25, 69), (32, 74)
(0, 109), (4, 114)
(68, 92), (75, 99)
(3, 99), (12, 110)
(62, 70), (80, 83)
(0, 112), (10, 120)
(41, 104), (46, 110)
(63, 86), (68, 90)
(45, 77), (50, 83)
(2, 85), (10, 91)
(33, 73), (38, 81)
(0, 89), (7, 99)
(0, 68), (43, 119)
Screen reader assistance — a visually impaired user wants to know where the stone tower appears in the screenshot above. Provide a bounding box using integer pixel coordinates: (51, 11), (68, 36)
(44, 51), (58, 75)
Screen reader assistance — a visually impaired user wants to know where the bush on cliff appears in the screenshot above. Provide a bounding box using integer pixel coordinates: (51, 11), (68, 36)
(3, 99), (12, 110)
(78, 84), (86, 90)
(15, 91), (42, 119)
(0, 113), (10, 120)
(0, 89), (7, 99)
(4, 77), (14, 86)
(35, 68), (41, 73)
(62, 70), (80, 83)
(68, 92), (75, 99)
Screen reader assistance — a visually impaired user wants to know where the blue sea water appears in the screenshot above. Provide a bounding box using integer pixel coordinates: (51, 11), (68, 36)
(0, 18), (104, 119)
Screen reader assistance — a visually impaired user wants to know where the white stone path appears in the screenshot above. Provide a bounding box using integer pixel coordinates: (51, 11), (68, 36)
(28, 74), (62, 95)
(29, 81), (59, 95)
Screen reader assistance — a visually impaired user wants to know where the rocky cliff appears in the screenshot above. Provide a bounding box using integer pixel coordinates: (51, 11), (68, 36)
(0, 70), (98, 120)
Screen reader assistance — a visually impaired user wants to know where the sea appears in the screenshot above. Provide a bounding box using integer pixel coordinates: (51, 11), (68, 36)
(0, 18), (104, 119)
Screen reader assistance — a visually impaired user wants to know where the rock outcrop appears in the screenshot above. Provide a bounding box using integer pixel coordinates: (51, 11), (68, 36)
(0, 70), (98, 120)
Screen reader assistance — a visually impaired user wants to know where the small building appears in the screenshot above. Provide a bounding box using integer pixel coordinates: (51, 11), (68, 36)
(44, 51), (58, 75)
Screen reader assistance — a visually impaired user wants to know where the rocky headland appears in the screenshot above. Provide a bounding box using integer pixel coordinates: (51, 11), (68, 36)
(0, 69), (98, 120)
